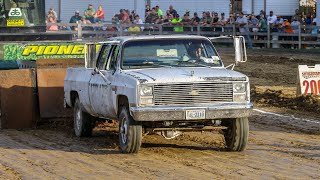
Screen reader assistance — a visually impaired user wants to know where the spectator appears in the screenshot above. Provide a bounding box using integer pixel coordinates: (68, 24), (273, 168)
(95, 5), (105, 22)
(128, 21), (140, 32)
(129, 10), (137, 23)
(267, 11), (277, 25)
(84, 4), (96, 23)
(274, 16), (284, 32)
(145, 5), (151, 14)
(211, 12), (220, 32)
(292, 9), (302, 23)
(304, 13), (312, 26)
(155, 6), (163, 18)
(134, 15), (144, 31)
(191, 12), (201, 25)
(249, 15), (259, 40)
(171, 14), (183, 32)
(191, 12), (201, 31)
(258, 15), (267, 32)
(291, 18), (301, 34)
(211, 12), (219, 26)
(182, 14), (191, 31)
(236, 12), (252, 49)
(163, 10), (173, 23)
(145, 8), (159, 24)
(120, 9), (130, 24)
(69, 10), (82, 30)
(217, 13), (227, 32)
(47, 16), (58, 31)
(281, 19), (294, 48)
(259, 10), (266, 20)
(47, 8), (58, 21)
(81, 16), (93, 31)
(168, 5), (177, 17)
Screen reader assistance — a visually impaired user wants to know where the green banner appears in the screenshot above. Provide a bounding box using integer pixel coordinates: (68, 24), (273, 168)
(1, 42), (100, 60)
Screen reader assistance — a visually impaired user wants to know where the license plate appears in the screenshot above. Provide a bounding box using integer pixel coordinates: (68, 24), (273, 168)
(186, 110), (206, 120)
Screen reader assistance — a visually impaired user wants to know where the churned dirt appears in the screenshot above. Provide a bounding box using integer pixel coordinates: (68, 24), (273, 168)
(0, 48), (320, 179)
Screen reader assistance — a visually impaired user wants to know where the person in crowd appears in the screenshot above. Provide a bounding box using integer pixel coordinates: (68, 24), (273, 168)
(134, 15), (144, 31)
(47, 8), (58, 21)
(258, 15), (267, 33)
(84, 4), (96, 23)
(249, 14), (259, 40)
(95, 5), (105, 22)
(47, 16), (58, 31)
(145, 5), (151, 14)
(267, 10), (277, 26)
(191, 12), (201, 31)
(191, 12), (201, 25)
(155, 5), (163, 18)
(259, 10), (266, 20)
(128, 21), (141, 32)
(281, 19), (294, 48)
(211, 12), (219, 25)
(274, 16), (284, 32)
(304, 13), (313, 26)
(291, 18), (301, 34)
(81, 16), (93, 31)
(211, 12), (220, 32)
(120, 9), (130, 24)
(145, 8), (159, 24)
(168, 5), (177, 17)
(236, 12), (252, 49)
(69, 10), (82, 30)
(171, 14), (183, 32)
(201, 11), (212, 31)
(217, 13), (227, 32)
(182, 14), (191, 31)
(292, 9), (302, 23)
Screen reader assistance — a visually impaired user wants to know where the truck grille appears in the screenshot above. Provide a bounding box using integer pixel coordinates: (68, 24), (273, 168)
(154, 82), (233, 106)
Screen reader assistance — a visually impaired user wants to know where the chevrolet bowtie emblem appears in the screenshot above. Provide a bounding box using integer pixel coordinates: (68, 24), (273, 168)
(189, 90), (199, 96)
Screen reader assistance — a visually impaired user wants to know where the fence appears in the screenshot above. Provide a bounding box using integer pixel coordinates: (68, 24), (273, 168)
(4, 23), (320, 49)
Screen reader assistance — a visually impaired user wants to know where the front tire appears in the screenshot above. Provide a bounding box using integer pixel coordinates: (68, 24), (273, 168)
(74, 98), (93, 137)
(119, 107), (142, 153)
(223, 118), (249, 151)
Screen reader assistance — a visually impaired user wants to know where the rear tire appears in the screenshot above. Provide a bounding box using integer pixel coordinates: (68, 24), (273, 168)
(74, 98), (93, 137)
(223, 118), (249, 151)
(119, 107), (142, 153)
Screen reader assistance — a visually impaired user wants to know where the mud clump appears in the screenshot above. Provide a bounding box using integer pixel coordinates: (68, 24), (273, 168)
(251, 86), (320, 113)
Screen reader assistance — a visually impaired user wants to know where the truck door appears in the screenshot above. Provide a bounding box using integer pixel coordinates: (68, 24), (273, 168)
(89, 44), (120, 118)
(89, 44), (111, 116)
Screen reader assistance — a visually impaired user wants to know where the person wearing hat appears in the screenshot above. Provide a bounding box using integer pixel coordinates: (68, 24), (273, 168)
(155, 6), (163, 18)
(267, 10), (277, 25)
(171, 14), (183, 32)
(69, 10), (82, 30)
(84, 4), (96, 23)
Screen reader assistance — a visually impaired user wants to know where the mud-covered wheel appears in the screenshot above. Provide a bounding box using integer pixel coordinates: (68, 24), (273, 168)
(119, 107), (142, 153)
(223, 118), (249, 151)
(74, 98), (93, 137)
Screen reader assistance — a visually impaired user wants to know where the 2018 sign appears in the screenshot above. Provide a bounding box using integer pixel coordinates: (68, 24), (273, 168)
(297, 65), (320, 95)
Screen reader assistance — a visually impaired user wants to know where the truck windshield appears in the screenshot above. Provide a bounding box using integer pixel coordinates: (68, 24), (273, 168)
(121, 39), (222, 69)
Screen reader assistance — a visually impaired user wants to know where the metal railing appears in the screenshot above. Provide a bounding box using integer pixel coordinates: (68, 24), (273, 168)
(4, 23), (320, 49)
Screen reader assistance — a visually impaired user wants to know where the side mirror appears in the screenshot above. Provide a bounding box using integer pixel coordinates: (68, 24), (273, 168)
(234, 36), (247, 65)
(85, 43), (97, 68)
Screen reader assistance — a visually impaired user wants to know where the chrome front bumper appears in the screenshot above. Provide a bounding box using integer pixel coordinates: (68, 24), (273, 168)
(130, 103), (253, 121)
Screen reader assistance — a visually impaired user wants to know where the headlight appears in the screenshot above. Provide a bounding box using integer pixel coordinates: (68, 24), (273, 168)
(233, 94), (247, 102)
(140, 97), (154, 105)
(140, 86), (153, 96)
(233, 83), (246, 93)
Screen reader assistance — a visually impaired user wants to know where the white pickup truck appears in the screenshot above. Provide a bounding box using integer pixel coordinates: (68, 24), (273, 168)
(64, 35), (252, 153)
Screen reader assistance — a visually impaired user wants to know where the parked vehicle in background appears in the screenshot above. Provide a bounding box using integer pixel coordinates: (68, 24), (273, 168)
(64, 35), (252, 153)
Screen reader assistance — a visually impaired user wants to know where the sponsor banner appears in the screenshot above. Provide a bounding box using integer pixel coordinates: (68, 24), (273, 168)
(297, 65), (320, 95)
(3, 43), (101, 60)
(7, 19), (25, 26)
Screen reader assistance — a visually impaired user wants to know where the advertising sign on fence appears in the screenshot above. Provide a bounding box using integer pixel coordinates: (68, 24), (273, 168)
(1, 43), (101, 60)
(297, 65), (320, 96)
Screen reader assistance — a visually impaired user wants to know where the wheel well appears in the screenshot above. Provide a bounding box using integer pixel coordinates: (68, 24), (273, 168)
(70, 91), (79, 107)
(117, 95), (129, 117)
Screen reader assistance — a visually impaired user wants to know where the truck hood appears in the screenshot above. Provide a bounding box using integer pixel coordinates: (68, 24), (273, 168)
(122, 67), (247, 84)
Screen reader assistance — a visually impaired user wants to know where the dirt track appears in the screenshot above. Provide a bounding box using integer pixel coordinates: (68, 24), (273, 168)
(1, 48), (320, 179)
